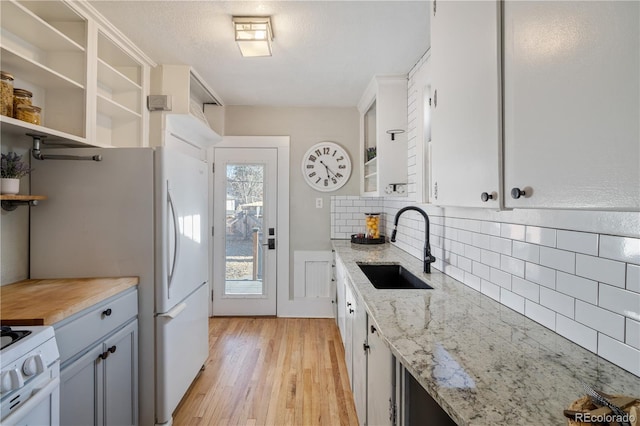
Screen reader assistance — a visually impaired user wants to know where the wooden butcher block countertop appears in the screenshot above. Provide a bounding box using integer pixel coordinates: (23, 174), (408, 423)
(0, 277), (139, 326)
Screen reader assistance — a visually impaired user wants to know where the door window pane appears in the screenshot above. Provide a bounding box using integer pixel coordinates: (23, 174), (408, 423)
(224, 164), (265, 295)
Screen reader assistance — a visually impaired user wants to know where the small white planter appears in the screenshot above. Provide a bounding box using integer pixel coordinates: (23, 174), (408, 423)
(1, 178), (20, 194)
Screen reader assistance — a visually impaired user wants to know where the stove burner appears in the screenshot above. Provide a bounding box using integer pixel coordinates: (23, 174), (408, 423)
(0, 326), (32, 350)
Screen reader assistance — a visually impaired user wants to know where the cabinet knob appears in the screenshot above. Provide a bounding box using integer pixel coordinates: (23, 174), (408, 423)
(370, 325), (377, 334)
(346, 302), (352, 307)
(363, 343), (370, 352)
(98, 352), (109, 360)
(349, 308), (354, 314)
(108, 345), (117, 354)
(102, 308), (112, 317)
(510, 187), (526, 199)
(480, 192), (494, 202)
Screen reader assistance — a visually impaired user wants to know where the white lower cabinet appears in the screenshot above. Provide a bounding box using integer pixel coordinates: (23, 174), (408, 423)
(335, 254), (456, 426)
(352, 292), (368, 425)
(367, 322), (394, 426)
(56, 288), (139, 426)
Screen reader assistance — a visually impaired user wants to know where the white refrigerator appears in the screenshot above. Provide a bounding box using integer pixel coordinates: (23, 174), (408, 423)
(30, 133), (210, 425)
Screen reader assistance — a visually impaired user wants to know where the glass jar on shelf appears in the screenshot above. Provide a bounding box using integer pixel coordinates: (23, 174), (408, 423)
(15, 104), (41, 125)
(12, 88), (33, 117)
(1, 71), (14, 117)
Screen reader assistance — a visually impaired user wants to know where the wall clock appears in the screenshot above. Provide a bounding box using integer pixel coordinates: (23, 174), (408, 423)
(301, 141), (352, 192)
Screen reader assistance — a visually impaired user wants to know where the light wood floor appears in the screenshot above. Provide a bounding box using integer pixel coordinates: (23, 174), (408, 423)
(172, 317), (359, 426)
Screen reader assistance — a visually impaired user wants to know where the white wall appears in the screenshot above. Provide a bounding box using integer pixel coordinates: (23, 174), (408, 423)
(224, 106), (360, 314)
(1, 141), (32, 285)
(330, 52), (640, 376)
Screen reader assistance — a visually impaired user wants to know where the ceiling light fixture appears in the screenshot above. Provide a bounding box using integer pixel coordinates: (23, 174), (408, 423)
(232, 16), (273, 57)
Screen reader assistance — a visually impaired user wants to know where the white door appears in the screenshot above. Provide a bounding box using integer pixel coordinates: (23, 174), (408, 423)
(212, 148), (278, 316)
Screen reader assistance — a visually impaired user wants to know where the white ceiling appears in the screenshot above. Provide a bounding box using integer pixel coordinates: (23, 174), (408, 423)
(89, 1), (430, 107)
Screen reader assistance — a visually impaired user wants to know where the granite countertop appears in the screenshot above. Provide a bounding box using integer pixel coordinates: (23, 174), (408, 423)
(332, 240), (640, 425)
(0, 277), (139, 326)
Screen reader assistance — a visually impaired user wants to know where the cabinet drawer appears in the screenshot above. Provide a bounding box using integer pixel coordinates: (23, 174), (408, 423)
(56, 288), (138, 364)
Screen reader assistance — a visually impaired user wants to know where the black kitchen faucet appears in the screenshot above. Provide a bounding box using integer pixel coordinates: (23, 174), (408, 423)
(390, 206), (436, 273)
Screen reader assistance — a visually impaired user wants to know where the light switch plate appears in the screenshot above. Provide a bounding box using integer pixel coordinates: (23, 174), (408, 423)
(315, 198), (323, 208)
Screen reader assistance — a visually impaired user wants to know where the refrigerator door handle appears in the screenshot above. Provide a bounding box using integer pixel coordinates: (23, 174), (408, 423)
(157, 302), (187, 319)
(167, 186), (181, 290)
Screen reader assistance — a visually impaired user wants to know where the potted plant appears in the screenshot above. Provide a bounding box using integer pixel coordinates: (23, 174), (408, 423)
(1, 152), (32, 195)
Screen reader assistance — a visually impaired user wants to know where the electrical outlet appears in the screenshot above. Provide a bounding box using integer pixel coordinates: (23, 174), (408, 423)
(315, 198), (323, 208)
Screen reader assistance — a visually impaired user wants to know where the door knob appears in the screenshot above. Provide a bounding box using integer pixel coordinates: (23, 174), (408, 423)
(261, 238), (275, 250)
(511, 187), (526, 199)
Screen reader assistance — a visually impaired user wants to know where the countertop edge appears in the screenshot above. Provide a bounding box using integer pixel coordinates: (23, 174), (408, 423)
(1, 277), (139, 326)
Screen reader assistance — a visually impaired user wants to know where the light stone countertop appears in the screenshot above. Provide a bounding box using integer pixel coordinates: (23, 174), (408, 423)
(332, 240), (640, 425)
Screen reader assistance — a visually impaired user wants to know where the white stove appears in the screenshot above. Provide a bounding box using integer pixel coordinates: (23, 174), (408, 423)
(0, 325), (60, 425)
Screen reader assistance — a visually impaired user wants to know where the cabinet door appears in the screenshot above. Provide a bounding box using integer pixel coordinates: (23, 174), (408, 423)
(103, 320), (138, 426)
(60, 345), (104, 426)
(503, 1), (639, 210)
(344, 282), (355, 385)
(335, 258), (347, 344)
(367, 323), (394, 426)
(430, 0), (502, 208)
(352, 295), (368, 426)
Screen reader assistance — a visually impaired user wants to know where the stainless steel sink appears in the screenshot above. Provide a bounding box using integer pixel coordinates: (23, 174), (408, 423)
(357, 263), (433, 290)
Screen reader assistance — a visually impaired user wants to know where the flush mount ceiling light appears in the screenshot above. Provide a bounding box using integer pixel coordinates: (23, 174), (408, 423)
(232, 16), (273, 57)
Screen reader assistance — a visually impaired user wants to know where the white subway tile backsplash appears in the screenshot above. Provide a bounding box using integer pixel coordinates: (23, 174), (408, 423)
(526, 226), (556, 247)
(628, 264), (640, 293)
(525, 263), (556, 289)
(490, 236), (512, 255)
(481, 280), (500, 301)
(556, 230), (599, 256)
(458, 256), (473, 273)
(598, 284), (640, 320)
(575, 254), (626, 288)
(481, 250), (501, 268)
(501, 223), (526, 241)
(556, 315), (598, 353)
(626, 318), (640, 350)
(512, 277), (540, 302)
(555, 272), (598, 305)
(457, 229), (473, 244)
(598, 334), (640, 376)
(473, 261), (492, 281)
(500, 255), (525, 278)
(490, 267), (512, 289)
(481, 221), (501, 237)
(463, 272), (481, 291)
(575, 301), (625, 341)
(539, 247), (575, 274)
(540, 287), (575, 318)
(600, 235), (640, 265)
(501, 289), (525, 314)
(472, 232), (491, 250)
(512, 241), (540, 263)
(465, 245), (482, 262)
(525, 301), (556, 330)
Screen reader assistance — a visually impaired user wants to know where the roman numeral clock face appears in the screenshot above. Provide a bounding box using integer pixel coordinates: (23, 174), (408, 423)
(301, 142), (352, 192)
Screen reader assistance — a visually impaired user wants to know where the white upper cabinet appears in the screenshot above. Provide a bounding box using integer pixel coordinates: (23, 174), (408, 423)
(430, 0), (502, 208)
(358, 75), (408, 197)
(0, 0), (153, 148)
(503, 1), (639, 210)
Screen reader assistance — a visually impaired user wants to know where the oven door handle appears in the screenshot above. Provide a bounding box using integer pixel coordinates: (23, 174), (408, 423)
(2, 376), (60, 424)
